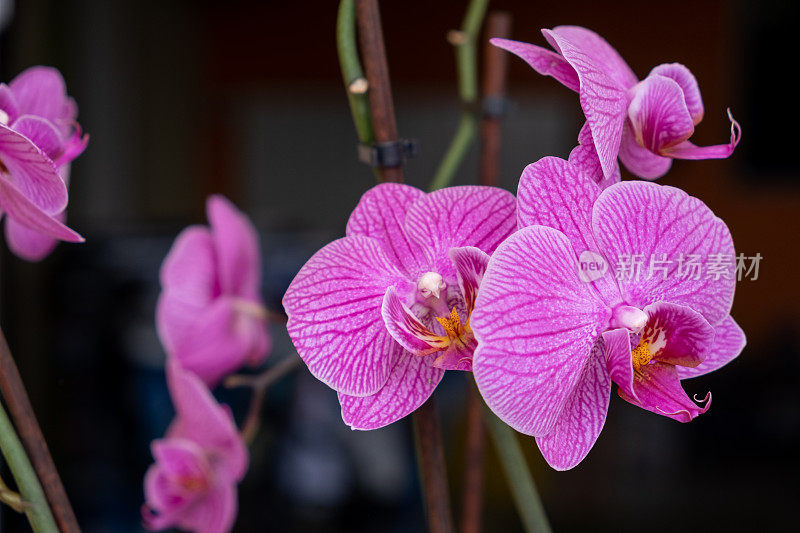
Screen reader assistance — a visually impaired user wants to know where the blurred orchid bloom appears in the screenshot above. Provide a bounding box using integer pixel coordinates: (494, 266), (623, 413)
(471, 157), (745, 470)
(143, 361), (248, 533)
(283, 183), (516, 430)
(0, 66), (88, 260)
(492, 26), (740, 180)
(157, 195), (271, 387)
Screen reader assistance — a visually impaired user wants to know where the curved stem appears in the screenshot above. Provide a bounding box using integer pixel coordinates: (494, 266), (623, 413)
(337, 0), (374, 145)
(429, 0), (489, 191)
(484, 404), (552, 533)
(225, 354), (303, 444)
(0, 400), (59, 532)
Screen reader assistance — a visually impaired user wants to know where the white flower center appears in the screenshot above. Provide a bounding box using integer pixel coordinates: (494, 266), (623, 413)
(417, 271), (446, 300)
(0, 109), (9, 125)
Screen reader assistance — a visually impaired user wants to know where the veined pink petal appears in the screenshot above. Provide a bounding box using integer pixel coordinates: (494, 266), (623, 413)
(207, 195), (261, 298)
(592, 181), (736, 326)
(602, 327), (637, 400)
(536, 341), (611, 470)
(619, 362), (711, 422)
(663, 110), (741, 160)
(628, 75), (695, 153)
(642, 301), (714, 368)
(472, 226), (611, 436)
(649, 63), (704, 124)
(165, 361), (248, 482)
(4, 212), (60, 261)
(0, 178), (82, 242)
(346, 182), (429, 277)
(489, 38), (579, 92)
(404, 186), (516, 281)
(449, 246), (489, 318)
(11, 115), (62, 159)
(517, 156), (621, 307)
(8, 67), (71, 124)
(679, 315), (745, 379)
(547, 26), (638, 89)
(339, 352), (444, 430)
(53, 127), (88, 167)
(0, 124), (67, 214)
(543, 29), (629, 181)
(618, 121), (673, 180)
(567, 122), (621, 189)
(283, 235), (408, 396)
(381, 286), (447, 356)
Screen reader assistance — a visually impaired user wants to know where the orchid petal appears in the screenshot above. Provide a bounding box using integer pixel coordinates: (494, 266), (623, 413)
(0, 84), (19, 119)
(0, 177), (81, 242)
(679, 315), (745, 379)
(0, 124), (67, 213)
(547, 26), (638, 89)
(163, 299), (256, 387)
(381, 286), (447, 356)
(536, 341), (611, 470)
(472, 226), (611, 436)
(663, 110), (741, 160)
(602, 327), (637, 400)
(628, 74), (695, 153)
(642, 301), (714, 368)
(339, 353), (444, 430)
(567, 122), (621, 189)
(618, 121), (673, 180)
(404, 186), (516, 281)
(490, 38), (579, 92)
(432, 339), (476, 371)
(346, 182), (429, 277)
(157, 226), (218, 356)
(449, 246), (489, 318)
(649, 63), (704, 124)
(165, 361), (248, 481)
(8, 67), (71, 124)
(517, 156), (621, 307)
(4, 213), (60, 261)
(283, 235), (407, 396)
(618, 362), (711, 422)
(592, 181), (736, 325)
(207, 195), (261, 298)
(11, 115), (62, 159)
(542, 29), (629, 180)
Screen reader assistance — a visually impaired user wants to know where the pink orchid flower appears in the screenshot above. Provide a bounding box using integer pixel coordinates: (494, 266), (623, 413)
(157, 195), (271, 387)
(471, 156), (745, 470)
(143, 361), (248, 533)
(0, 66), (88, 260)
(283, 183), (516, 430)
(492, 26), (740, 180)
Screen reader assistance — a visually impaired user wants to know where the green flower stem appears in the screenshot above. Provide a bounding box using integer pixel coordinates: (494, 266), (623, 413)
(0, 400), (59, 533)
(483, 402), (552, 533)
(337, 0), (375, 146)
(428, 0), (489, 191)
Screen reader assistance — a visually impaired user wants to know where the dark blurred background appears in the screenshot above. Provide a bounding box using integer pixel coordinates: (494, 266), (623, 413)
(0, 0), (798, 531)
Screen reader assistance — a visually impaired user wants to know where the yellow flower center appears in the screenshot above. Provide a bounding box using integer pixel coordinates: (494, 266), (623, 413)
(631, 340), (653, 371)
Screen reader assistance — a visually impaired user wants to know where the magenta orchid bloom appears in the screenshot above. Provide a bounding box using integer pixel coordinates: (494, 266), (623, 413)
(492, 26), (740, 180)
(471, 156), (745, 470)
(157, 195), (271, 387)
(283, 183), (516, 430)
(0, 66), (88, 260)
(143, 361), (248, 533)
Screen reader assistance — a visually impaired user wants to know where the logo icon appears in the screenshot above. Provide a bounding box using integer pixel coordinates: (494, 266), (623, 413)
(577, 251), (608, 282)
